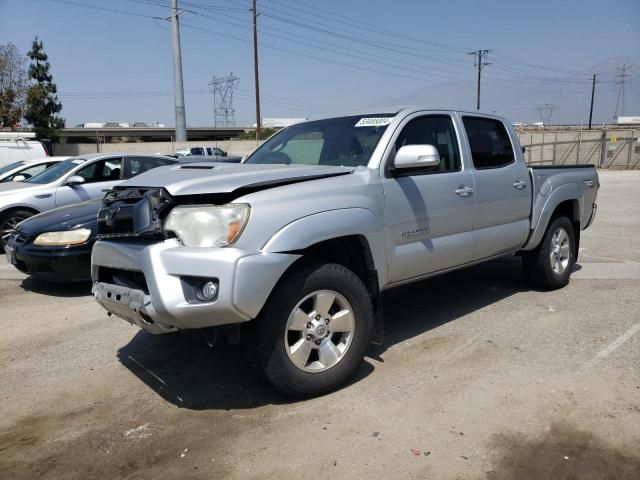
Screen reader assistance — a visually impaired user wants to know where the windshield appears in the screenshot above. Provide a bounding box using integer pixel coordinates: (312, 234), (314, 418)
(0, 161), (26, 176)
(27, 158), (85, 184)
(244, 114), (394, 167)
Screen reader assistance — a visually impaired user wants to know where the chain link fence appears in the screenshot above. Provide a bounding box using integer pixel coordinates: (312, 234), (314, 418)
(517, 128), (640, 169)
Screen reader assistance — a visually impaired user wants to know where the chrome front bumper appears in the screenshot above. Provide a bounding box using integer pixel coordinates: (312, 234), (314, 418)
(91, 239), (300, 334)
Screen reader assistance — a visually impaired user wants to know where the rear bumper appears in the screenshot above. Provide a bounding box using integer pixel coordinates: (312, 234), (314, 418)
(91, 239), (299, 334)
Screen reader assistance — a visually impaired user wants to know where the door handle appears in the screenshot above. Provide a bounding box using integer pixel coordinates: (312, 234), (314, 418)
(455, 186), (474, 197)
(513, 179), (527, 190)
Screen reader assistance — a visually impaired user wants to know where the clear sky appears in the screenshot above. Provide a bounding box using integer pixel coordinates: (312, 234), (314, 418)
(1, 0), (639, 126)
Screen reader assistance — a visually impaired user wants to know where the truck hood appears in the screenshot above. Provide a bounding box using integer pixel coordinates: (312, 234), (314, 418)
(119, 163), (354, 197)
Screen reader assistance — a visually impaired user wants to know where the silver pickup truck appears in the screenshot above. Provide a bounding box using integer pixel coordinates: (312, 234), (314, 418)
(91, 108), (598, 397)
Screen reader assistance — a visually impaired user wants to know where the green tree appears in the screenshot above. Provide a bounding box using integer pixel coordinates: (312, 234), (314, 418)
(24, 37), (64, 141)
(0, 43), (28, 129)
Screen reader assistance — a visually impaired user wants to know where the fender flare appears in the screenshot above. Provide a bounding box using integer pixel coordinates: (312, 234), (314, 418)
(522, 183), (582, 251)
(262, 207), (388, 282)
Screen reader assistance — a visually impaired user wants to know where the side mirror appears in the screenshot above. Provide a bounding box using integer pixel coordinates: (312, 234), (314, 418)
(394, 144), (440, 169)
(221, 151), (227, 157)
(66, 175), (86, 186)
(12, 175), (26, 182)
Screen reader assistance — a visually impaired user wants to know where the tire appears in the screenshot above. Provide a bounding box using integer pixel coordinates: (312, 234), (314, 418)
(0, 210), (35, 247)
(522, 215), (575, 290)
(246, 262), (373, 398)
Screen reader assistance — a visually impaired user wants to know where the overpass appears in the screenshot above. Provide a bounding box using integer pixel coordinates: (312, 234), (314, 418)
(58, 126), (247, 144)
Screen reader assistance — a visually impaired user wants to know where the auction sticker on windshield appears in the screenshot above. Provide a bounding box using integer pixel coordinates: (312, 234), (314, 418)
(355, 117), (394, 127)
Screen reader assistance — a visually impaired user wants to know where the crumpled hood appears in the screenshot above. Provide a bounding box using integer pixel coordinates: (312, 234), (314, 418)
(118, 163), (354, 197)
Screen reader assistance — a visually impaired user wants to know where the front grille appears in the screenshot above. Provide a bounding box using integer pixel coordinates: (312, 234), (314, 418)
(97, 187), (174, 240)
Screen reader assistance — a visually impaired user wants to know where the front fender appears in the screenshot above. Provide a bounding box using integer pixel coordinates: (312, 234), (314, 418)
(522, 183), (582, 251)
(262, 208), (388, 285)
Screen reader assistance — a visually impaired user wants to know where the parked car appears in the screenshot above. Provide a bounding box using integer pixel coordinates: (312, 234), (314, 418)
(0, 157), (70, 183)
(0, 153), (176, 245)
(3, 156), (203, 279)
(0, 135), (49, 167)
(5, 200), (101, 282)
(175, 146), (228, 157)
(90, 108), (599, 397)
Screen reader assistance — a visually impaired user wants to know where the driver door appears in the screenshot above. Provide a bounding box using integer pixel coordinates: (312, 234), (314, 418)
(54, 156), (123, 207)
(381, 114), (475, 283)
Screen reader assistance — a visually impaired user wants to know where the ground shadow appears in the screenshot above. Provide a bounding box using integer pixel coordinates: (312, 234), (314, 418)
(117, 332), (374, 410)
(20, 277), (91, 298)
(116, 256), (560, 410)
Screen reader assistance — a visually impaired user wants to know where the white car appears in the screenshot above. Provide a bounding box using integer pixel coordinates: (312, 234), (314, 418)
(0, 157), (70, 183)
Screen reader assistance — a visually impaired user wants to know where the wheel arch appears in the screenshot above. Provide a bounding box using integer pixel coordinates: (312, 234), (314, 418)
(522, 184), (582, 252)
(261, 233), (385, 344)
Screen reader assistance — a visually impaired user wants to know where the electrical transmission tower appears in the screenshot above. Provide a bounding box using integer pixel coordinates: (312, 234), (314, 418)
(468, 49), (492, 110)
(614, 64), (631, 120)
(535, 104), (558, 125)
(208, 73), (240, 127)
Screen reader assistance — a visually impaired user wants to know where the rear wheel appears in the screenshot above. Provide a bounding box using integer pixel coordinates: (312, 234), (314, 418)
(522, 216), (575, 290)
(0, 210), (35, 246)
(246, 262), (373, 398)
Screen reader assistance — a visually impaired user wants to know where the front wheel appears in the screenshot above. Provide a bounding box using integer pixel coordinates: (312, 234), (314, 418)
(0, 210), (35, 246)
(522, 215), (576, 290)
(246, 262), (373, 398)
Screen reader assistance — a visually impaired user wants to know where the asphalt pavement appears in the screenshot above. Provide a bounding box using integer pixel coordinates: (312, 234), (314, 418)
(0, 170), (638, 479)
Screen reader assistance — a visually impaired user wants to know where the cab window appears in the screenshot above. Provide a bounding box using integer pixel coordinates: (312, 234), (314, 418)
(462, 117), (515, 169)
(393, 115), (461, 173)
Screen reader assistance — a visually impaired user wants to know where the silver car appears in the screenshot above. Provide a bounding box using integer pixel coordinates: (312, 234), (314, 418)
(0, 153), (176, 243)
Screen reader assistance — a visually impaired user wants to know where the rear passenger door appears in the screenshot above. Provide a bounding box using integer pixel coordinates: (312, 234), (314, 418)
(382, 113), (475, 283)
(461, 116), (530, 260)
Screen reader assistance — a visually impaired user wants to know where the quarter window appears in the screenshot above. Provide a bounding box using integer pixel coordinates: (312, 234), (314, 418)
(462, 117), (515, 169)
(393, 115), (461, 173)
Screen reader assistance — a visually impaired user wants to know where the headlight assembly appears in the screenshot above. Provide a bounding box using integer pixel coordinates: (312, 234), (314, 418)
(163, 204), (250, 247)
(33, 228), (92, 246)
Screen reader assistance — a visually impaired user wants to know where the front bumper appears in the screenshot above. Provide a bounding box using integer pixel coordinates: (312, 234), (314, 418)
(7, 239), (92, 282)
(91, 239), (299, 334)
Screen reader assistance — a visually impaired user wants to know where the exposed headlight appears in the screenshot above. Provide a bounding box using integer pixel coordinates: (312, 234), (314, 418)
(33, 228), (92, 246)
(163, 204), (250, 247)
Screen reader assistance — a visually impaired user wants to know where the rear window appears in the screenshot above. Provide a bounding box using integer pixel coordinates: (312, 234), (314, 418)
(462, 117), (515, 169)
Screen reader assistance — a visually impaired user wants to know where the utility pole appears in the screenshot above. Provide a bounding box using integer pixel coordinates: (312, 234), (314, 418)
(171, 0), (187, 143)
(614, 64), (631, 120)
(468, 49), (492, 110)
(252, 0), (262, 142)
(588, 74), (597, 130)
